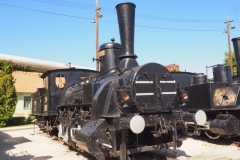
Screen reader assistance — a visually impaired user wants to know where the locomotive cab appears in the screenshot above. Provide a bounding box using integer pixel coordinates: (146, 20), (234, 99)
(31, 68), (96, 134)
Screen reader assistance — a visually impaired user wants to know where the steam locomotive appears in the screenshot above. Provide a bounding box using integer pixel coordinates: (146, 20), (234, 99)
(31, 2), (205, 160)
(171, 38), (240, 139)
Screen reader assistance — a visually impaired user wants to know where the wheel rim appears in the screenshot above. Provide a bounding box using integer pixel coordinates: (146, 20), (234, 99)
(204, 131), (221, 139)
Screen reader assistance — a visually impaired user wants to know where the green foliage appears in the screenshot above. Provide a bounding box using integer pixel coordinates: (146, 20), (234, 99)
(0, 60), (17, 127)
(0, 60), (34, 127)
(6, 116), (35, 126)
(224, 52), (237, 75)
(14, 64), (33, 72)
(6, 117), (26, 126)
(26, 116), (36, 124)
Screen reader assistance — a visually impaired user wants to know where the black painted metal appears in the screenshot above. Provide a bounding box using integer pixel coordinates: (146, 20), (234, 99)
(192, 73), (207, 85)
(82, 83), (101, 105)
(99, 38), (122, 74)
(132, 63), (176, 112)
(32, 2), (193, 159)
(116, 2), (138, 69)
(171, 72), (197, 88)
(210, 114), (239, 135)
(184, 83), (240, 111)
(31, 68), (96, 131)
(232, 37), (240, 75)
(213, 65), (232, 83)
(179, 56), (240, 138)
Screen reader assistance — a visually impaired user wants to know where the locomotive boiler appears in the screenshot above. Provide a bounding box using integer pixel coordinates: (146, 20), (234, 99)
(171, 37), (240, 139)
(32, 2), (205, 159)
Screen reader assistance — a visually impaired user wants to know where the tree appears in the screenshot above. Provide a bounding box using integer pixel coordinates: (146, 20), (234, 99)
(0, 60), (33, 127)
(224, 51), (237, 75)
(0, 60), (17, 127)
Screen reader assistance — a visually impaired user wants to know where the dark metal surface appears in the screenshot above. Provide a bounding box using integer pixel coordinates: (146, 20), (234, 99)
(192, 73), (207, 85)
(180, 39), (240, 137)
(171, 72), (197, 88)
(213, 65), (232, 83)
(132, 63), (177, 112)
(210, 114), (239, 136)
(232, 37), (240, 75)
(31, 68), (96, 134)
(99, 39), (122, 74)
(183, 83), (240, 111)
(82, 83), (101, 105)
(116, 2), (138, 69)
(32, 2), (190, 160)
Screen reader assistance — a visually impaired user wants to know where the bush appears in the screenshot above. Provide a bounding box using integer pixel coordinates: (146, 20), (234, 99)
(0, 121), (6, 127)
(6, 116), (36, 126)
(6, 117), (26, 126)
(26, 116), (36, 124)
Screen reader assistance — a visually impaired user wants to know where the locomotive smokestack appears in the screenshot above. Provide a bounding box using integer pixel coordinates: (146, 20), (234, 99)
(232, 37), (240, 75)
(116, 2), (139, 69)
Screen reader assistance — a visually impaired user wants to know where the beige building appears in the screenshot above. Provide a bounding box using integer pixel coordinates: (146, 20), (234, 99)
(12, 71), (43, 117)
(0, 53), (95, 118)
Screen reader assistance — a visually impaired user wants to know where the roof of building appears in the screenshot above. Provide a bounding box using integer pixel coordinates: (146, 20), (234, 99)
(0, 54), (96, 93)
(0, 53), (95, 73)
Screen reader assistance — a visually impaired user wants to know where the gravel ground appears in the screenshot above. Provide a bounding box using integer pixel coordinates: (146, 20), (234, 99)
(0, 125), (240, 160)
(0, 125), (91, 160)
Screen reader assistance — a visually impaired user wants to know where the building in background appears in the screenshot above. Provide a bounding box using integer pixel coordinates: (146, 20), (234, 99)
(12, 71), (43, 117)
(0, 53), (95, 117)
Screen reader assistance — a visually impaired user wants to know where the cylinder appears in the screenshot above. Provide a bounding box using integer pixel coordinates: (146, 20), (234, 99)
(213, 65), (232, 83)
(192, 73), (207, 85)
(116, 2), (139, 69)
(210, 114), (239, 135)
(182, 112), (196, 122)
(232, 37), (240, 75)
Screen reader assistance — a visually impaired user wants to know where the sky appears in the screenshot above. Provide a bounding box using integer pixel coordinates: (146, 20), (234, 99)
(1, 0), (240, 78)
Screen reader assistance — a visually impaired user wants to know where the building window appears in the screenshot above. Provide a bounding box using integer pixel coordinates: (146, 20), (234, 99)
(24, 96), (31, 109)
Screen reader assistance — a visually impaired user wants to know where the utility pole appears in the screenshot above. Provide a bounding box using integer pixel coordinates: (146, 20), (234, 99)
(93, 0), (102, 71)
(224, 18), (235, 72)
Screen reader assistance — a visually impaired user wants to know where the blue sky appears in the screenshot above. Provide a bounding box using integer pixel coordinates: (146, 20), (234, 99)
(1, 0), (240, 77)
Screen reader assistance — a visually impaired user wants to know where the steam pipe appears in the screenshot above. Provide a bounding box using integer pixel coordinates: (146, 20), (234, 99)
(232, 37), (240, 75)
(116, 2), (139, 69)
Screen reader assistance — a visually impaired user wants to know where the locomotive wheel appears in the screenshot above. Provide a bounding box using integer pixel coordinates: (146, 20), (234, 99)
(50, 126), (59, 137)
(204, 131), (221, 139)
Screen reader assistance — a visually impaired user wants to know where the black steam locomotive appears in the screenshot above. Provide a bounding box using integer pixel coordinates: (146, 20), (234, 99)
(31, 68), (96, 134)
(171, 38), (240, 139)
(32, 2), (205, 160)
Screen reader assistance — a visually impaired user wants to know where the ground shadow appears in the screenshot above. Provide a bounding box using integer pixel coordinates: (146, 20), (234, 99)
(0, 131), (35, 160)
(152, 147), (191, 160)
(32, 156), (52, 160)
(0, 131), (52, 160)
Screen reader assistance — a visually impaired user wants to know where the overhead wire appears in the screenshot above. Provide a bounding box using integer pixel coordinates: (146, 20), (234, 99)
(0, 2), (91, 20)
(0, 1), (239, 32)
(32, 0), (95, 10)
(31, 0), (225, 23)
